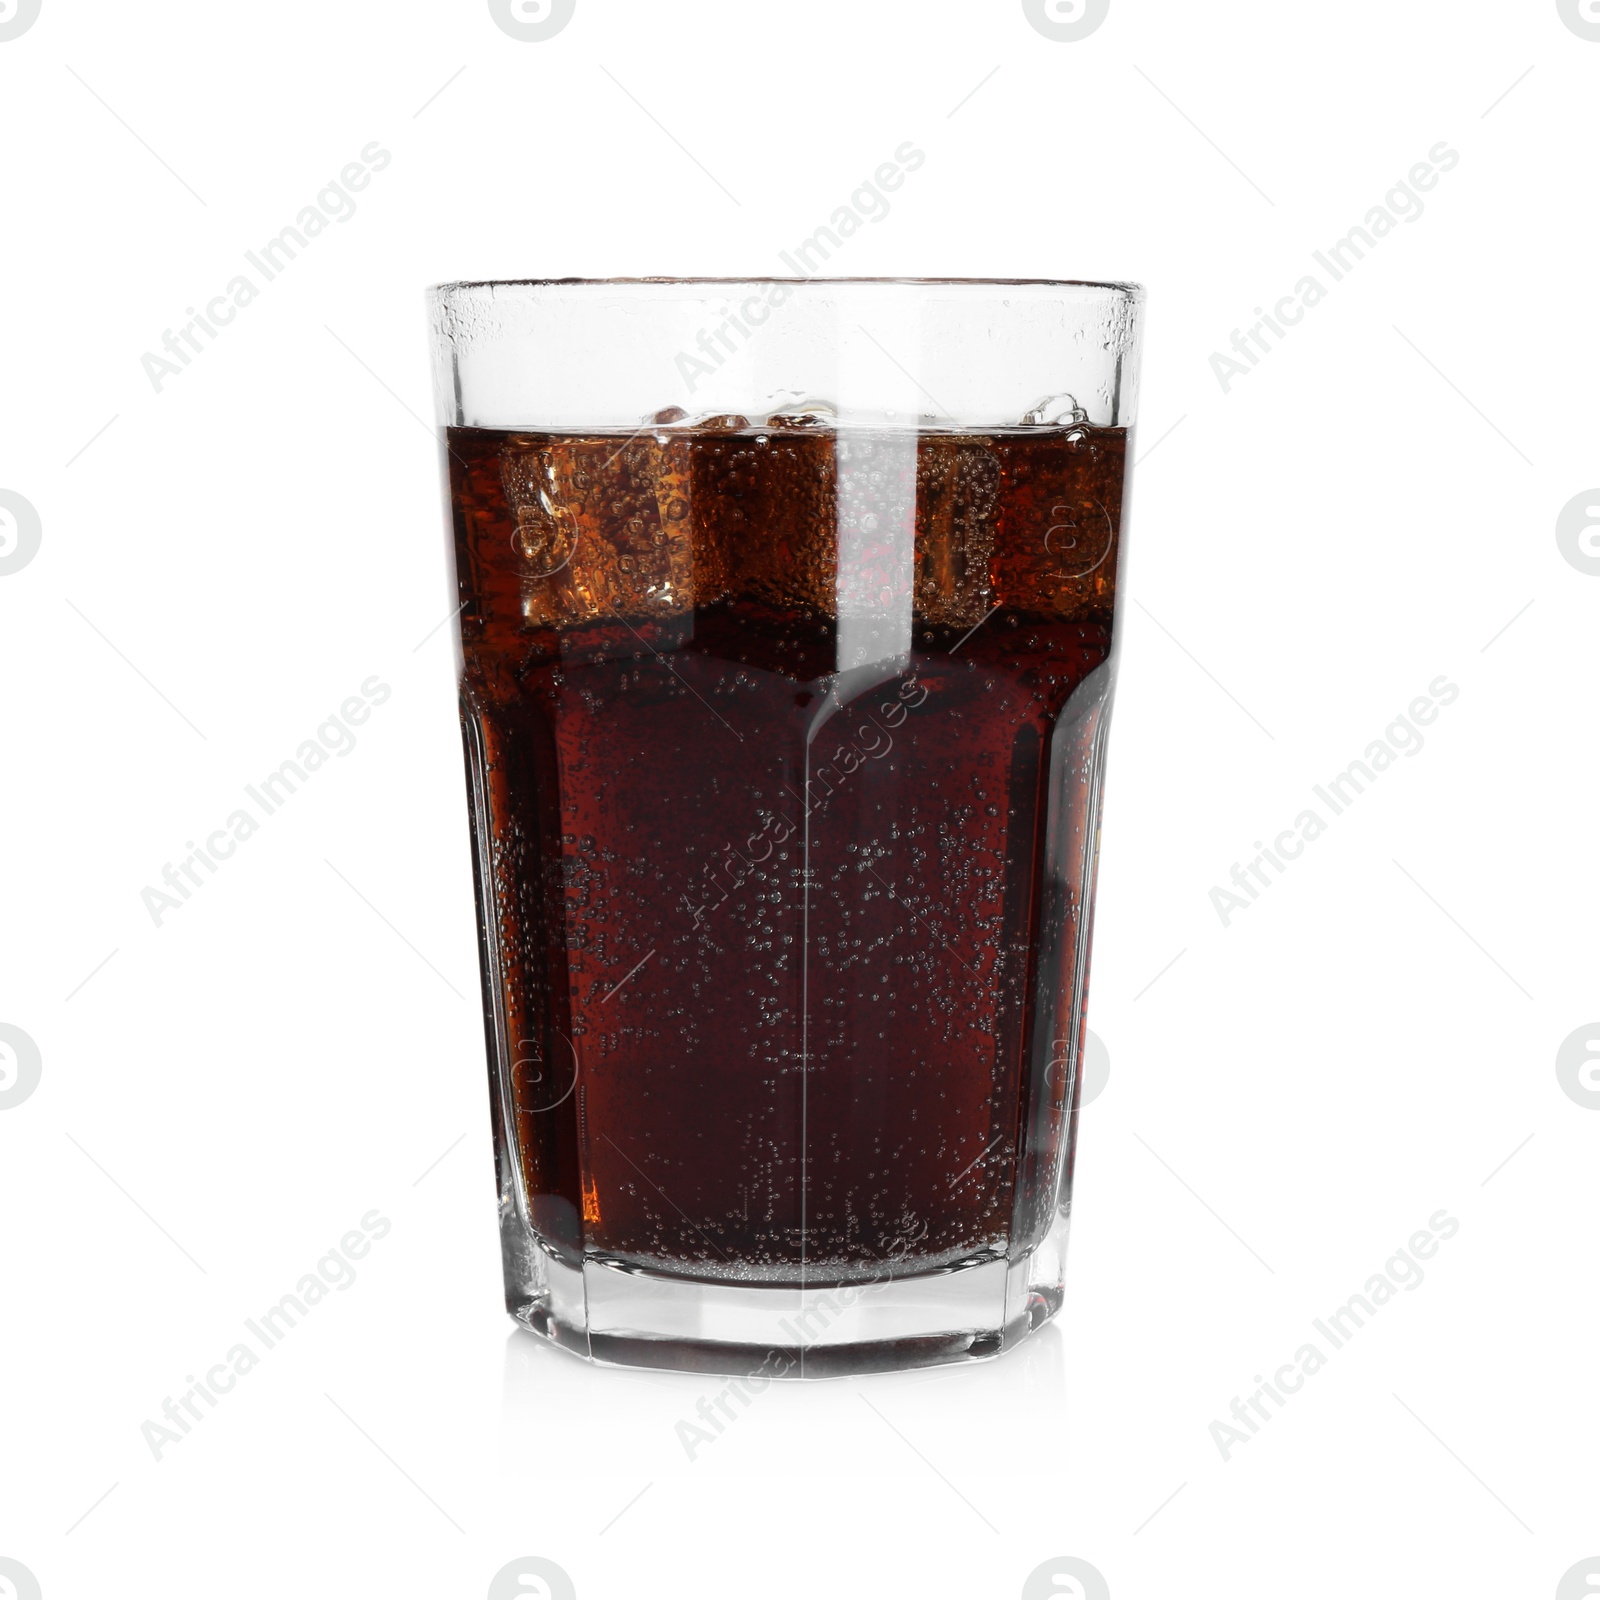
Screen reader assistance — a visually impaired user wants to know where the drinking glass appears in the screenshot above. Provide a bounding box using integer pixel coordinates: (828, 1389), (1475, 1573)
(428, 277), (1143, 1376)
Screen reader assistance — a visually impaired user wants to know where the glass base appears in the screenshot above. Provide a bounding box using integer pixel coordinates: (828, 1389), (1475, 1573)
(503, 1208), (1072, 1379)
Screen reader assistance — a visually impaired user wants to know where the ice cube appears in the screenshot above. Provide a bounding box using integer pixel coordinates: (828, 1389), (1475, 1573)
(914, 437), (999, 627)
(700, 429), (836, 615)
(766, 398), (837, 430)
(650, 408), (749, 432)
(497, 434), (701, 626)
(498, 445), (577, 577)
(1021, 392), (1087, 426)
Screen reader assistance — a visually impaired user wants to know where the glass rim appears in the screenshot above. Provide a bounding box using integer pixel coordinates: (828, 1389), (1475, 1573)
(429, 275), (1144, 295)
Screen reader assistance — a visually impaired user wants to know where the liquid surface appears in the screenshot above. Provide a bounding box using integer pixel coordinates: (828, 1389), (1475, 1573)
(447, 422), (1125, 1283)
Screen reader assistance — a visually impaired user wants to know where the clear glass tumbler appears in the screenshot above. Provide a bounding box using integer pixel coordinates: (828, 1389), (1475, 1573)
(428, 278), (1143, 1376)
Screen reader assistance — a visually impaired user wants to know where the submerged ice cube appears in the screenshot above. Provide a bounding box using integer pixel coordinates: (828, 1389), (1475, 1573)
(496, 434), (700, 626)
(914, 436), (1000, 627)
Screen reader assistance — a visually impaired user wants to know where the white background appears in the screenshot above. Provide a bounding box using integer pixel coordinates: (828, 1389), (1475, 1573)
(2, 2), (1597, 1597)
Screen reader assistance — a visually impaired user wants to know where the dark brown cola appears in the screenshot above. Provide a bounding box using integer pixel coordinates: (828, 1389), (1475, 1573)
(446, 420), (1125, 1287)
